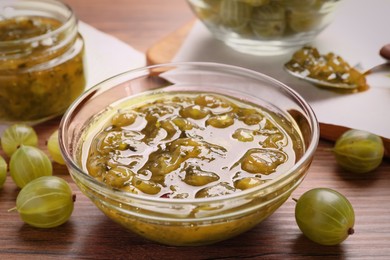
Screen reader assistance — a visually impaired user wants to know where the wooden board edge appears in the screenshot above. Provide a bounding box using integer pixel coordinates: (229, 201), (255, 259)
(146, 20), (195, 65)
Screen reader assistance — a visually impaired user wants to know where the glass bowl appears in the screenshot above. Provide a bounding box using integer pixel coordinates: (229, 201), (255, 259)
(59, 62), (319, 246)
(186, 0), (342, 55)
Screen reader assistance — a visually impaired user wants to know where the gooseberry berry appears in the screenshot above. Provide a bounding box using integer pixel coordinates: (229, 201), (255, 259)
(0, 124), (38, 157)
(333, 129), (384, 173)
(294, 188), (355, 246)
(14, 176), (75, 228)
(10, 145), (52, 188)
(0, 155), (7, 188)
(47, 129), (65, 165)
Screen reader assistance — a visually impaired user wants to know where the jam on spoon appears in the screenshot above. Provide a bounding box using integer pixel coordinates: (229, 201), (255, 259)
(284, 44), (390, 91)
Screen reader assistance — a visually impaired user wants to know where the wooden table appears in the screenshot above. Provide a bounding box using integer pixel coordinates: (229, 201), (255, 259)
(1, 1), (389, 259)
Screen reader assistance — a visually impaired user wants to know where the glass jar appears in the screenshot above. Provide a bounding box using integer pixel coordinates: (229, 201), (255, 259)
(0, 0), (86, 124)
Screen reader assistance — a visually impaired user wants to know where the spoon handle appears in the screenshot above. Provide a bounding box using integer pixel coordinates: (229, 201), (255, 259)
(364, 62), (390, 75)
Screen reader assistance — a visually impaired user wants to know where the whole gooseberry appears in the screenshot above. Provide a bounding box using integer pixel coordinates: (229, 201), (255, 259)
(0, 124), (38, 157)
(14, 176), (75, 228)
(47, 129), (65, 165)
(294, 188), (355, 246)
(333, 129), (384, 173)
(10, 145), (52, 188)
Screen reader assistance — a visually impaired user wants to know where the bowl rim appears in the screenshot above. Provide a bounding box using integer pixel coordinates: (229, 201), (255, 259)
(59, 61), (319, 205)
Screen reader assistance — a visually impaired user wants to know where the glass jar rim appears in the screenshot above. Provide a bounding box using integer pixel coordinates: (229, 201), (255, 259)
(0, 0), (77, 47)
(59, 62), (320, 206)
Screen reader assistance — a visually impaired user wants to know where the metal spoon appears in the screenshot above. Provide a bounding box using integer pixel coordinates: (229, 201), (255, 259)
(284, 44), (390, 89)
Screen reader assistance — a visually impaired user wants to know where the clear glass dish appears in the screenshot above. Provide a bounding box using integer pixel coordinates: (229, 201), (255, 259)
(187, 0), (342, 55)
(59, 62), (319, 246)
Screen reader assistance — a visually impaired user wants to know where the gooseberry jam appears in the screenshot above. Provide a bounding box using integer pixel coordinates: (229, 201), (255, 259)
(0, 0), (85, 123)
(61, 62), (319, 246)
(83, 92), (304, 199)
(285, 46), (368, 91)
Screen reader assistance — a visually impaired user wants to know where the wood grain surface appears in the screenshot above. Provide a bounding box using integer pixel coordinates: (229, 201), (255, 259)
(0, 1), (389, 259)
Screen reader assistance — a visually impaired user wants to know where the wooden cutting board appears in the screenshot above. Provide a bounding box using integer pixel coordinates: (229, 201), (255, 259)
(146, 21), (390, 157)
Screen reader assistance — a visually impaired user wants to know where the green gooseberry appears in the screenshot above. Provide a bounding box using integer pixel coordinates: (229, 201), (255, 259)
(333, 129), (384, 174)
(250, 2), (286, 38)
(10, 145), (52, 188)
(219, 0), (252, 30)
(47, 129), (65, 165)
(14, 176), (75, 228)
(1, 124), (38, 157)
(294, 188), (355, 246)
(287, 10), (323, 33)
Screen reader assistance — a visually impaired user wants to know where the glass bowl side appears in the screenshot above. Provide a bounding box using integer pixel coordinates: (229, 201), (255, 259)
(187, 0), (342, 55)
(59, 62), (319, 246)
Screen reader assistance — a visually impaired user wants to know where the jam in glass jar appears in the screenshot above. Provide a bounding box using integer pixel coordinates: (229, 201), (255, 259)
(0, 0), (86, 124)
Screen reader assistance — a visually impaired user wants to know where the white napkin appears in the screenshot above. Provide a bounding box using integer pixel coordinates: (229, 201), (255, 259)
(78, 21), (146, 89)
(173, 0), (390, 140)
